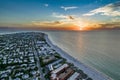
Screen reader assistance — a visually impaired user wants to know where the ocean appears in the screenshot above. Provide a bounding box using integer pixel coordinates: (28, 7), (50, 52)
(45, 30), (120, 80)
(0, 30), (120, 80)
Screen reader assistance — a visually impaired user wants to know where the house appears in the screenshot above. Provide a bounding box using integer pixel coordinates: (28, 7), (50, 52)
(67, 72), (80, 80)
(14, 78), (21, 80)
(51, 66), (74, 80)
(15, 72), (23, 77)
(58, 68), (74, 80)
(51, 64), (68, 74)
(22, 74), (29, 79)
(51, 64), (69, 80)
(1, 72), (8, 78)
(29, 56), (35, 63)
(43, 55), (56, 63)
(30, 70), (36, 75)
(48, 59), (63, 71)
(37, 41), (45, 44)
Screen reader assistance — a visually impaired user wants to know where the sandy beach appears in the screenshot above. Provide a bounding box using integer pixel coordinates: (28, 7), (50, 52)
(45, 34), (112, 80)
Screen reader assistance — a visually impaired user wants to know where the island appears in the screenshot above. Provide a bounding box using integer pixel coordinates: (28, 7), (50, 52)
(0, 32), (111, 80)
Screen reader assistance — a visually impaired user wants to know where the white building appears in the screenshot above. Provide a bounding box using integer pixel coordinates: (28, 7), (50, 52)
(67, 72), (80, 80)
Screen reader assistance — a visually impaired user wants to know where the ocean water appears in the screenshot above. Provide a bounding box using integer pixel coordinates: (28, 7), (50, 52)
(45, 30), (120, 80)
(0, 30), (120, 80)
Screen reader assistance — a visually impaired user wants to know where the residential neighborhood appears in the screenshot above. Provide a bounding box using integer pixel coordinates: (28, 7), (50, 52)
(0, 32), (92, 80)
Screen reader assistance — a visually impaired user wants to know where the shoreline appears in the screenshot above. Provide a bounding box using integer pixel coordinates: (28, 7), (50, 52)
(45, 34), (112, 80)
(0, 32), (113, 80)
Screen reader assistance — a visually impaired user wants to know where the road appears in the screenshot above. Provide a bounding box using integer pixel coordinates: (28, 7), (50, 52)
(32, 40), (46, 80)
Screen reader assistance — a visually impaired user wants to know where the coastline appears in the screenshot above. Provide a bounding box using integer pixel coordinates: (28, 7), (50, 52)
(45, 34), (112, 80)
(0, 32), (113, 80)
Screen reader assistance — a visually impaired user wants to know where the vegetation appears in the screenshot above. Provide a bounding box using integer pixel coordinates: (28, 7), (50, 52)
(54, 53), (62, 59)
(81, 73), (88, 79)
(87, 78), (93, 80)
(0, 62), (27, 70)
(45, 72), (51, 80)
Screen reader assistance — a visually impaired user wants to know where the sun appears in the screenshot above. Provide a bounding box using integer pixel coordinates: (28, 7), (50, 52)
(74, 21), (88, 30)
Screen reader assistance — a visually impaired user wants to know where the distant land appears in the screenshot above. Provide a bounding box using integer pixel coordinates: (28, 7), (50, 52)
(0, 26), (120, 31)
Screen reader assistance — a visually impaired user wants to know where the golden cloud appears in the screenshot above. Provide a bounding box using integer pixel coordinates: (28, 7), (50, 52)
(30, 21), (63, 27)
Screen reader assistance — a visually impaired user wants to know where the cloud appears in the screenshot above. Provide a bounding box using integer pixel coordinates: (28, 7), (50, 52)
(31, 21), (63, 26)
(52, 12), (97, 30)
(24, 12), (120, 30)
(83, 1), (120, 16)
(42, 21), (62, 25)
(61, 6), (78, 11)
(68, 16), (74, 20)
(52, 12), (75, 20)
(29, 13), (76, 28)
(111, 17), (120, 22)
(44, 4), (49, 7)
(52, 13), (67, 19)
(100, 22), (120, 28)
(88, 22), (120, 30)
(25, 20), (81, 30)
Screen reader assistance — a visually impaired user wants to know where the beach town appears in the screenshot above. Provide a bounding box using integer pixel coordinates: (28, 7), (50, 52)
(0, 32), (111, 80)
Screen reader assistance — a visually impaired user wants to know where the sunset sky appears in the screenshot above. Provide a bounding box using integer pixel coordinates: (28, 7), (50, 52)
(0, 0), (120, 30)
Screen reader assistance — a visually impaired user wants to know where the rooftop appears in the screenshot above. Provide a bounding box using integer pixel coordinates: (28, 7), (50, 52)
(67, 72), (80, 80)
(51, 64), (68, 74)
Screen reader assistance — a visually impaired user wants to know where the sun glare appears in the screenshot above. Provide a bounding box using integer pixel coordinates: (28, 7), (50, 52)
(74, 21), (88, 30)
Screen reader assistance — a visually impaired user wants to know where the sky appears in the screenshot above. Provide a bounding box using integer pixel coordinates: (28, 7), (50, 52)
(0, 0), (120, 30)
